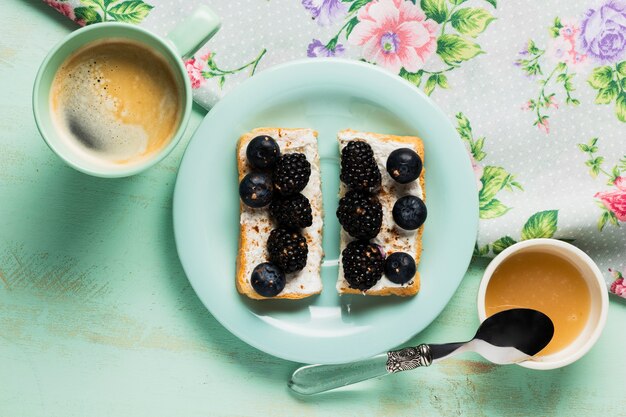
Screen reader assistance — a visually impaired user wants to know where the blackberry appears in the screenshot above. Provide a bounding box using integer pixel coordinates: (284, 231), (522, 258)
(337, 190), (382, 240)
(270, 193), (313, 229)
(340, 141), (381, 191)
(267, 228), (308, 273)
(342, 240), (384, 291)
(273, 153), (311, 196)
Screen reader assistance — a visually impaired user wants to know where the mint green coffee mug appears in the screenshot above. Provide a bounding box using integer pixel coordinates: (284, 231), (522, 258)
(33, 6), (220, 177)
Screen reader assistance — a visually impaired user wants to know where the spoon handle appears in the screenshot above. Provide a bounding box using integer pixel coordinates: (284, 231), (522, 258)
(288, 344), (432, 395)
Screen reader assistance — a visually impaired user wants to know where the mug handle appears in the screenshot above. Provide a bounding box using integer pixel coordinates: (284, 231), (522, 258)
(166, 5), (221, 59)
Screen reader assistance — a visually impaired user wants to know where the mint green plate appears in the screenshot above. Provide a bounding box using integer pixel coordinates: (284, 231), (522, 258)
(173, 59), (478, 364)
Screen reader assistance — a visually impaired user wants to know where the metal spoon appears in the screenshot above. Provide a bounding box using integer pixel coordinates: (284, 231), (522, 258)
(289, 308), (554, 395)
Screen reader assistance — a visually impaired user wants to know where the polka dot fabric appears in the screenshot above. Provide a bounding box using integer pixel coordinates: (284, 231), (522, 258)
(44, 0), (626, 298)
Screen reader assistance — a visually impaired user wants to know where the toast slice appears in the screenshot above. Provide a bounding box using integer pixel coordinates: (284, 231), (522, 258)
(337, 129), (425, 296)
(236, 128), (323, 299)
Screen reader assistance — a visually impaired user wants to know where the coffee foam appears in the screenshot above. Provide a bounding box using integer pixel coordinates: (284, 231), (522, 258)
(52, 60), (149, 162)
(50, 41), (181, 166)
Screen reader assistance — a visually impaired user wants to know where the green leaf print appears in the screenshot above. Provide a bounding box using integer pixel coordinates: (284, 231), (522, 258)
(616, 93), (626, 122)
(450, 0), (468, 5)
(549, 17), (563, 38)
(587, 62), (626, 122)
(78, 0), (153, 23)
(74, 7), (102, 24)
(399, 69), (423, 87)
(345, 17), (359, 37)
(479, 166), (510, 207)
(480, 199), (511, 219)
(521, 210), (558, 240)
(449, 8), (495, 38)
(349, 0), (372, 13)
(421, 0), (449, 24)
(485, 0), (497, 7)
(424, 74), (438, 95)
(595, 81), (619, 104)
(436, 34), (483, 65)
(80, 0), (106, 8)
(456, 112), (521, 220)
(198, 49), (267, 90)
(588, 66), (614, 89)
(107, 1), (154, 23)
(492, 236), (517, 254)
(473, 242), (490, 257)
(482, 211), (560, 257)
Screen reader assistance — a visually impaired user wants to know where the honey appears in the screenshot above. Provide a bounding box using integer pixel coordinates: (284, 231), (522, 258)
(485, 251), (591, 356)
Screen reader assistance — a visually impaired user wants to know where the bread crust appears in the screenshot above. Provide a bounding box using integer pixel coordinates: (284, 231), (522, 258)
(236, 128), (323, 300)
(337, 130), (425, 297)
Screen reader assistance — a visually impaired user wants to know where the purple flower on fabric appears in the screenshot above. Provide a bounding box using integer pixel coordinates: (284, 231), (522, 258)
(580, 0), (626, 62)
(307, 39), (346, 57)
(302, 0), (348, 26)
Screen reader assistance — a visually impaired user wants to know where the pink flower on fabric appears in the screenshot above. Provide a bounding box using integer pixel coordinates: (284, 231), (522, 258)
(200, 52), (212, 62)
(560, 18), (581, 40)
(547, 37), (574, 63)
(184, 58), (205, 89)
(348, 0), (438, 73)
(595, 176), (626, 221)
(615, 176), (626, 190)
(548, 96), (559, 109)
(537, 118), (550, 134)
(610, 277), (626, 296)
(545, 19), (588, 69)
(44, 0), (75, 21)
(521, 101), (533, 110)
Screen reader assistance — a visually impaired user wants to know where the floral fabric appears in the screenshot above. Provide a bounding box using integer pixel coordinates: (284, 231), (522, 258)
(44, 0), (626, 298)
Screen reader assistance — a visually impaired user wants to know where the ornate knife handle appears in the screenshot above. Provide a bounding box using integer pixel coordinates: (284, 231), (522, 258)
(386, 344), (433, 373)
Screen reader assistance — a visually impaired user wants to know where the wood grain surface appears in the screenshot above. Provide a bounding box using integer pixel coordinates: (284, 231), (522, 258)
(1, 2), (625, 416)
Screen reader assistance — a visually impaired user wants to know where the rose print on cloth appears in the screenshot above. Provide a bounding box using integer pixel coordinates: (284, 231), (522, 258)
(516, 7), (626, 125)
(516, 18), (584, 133)
(456, 113), (523, 220)
(185, 58), (205, 89)
(578, 137), (626, 230)
(348, 0), (438, 73)
(609, 268), (626, 297)
(580, 0), (626, 63)
(584, 1), (626, 123)
(596, 179), (626, 222)
(303, 0), (498, 96)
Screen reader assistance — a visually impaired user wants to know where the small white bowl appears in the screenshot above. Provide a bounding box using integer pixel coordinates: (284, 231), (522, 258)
(477, 239), (608, 370)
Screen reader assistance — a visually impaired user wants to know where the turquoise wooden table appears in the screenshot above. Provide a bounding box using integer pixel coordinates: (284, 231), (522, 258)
(1, 2), (625, 416)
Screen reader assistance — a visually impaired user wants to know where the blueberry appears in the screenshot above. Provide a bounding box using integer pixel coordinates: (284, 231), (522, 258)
(251, 262), (286, 297)
(392, 195), (427, 230)
(239, 172), (273, 208)
(246, 135), (281, 169)
(384, 252), (416, 284)
(386, 148), (422, 184)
